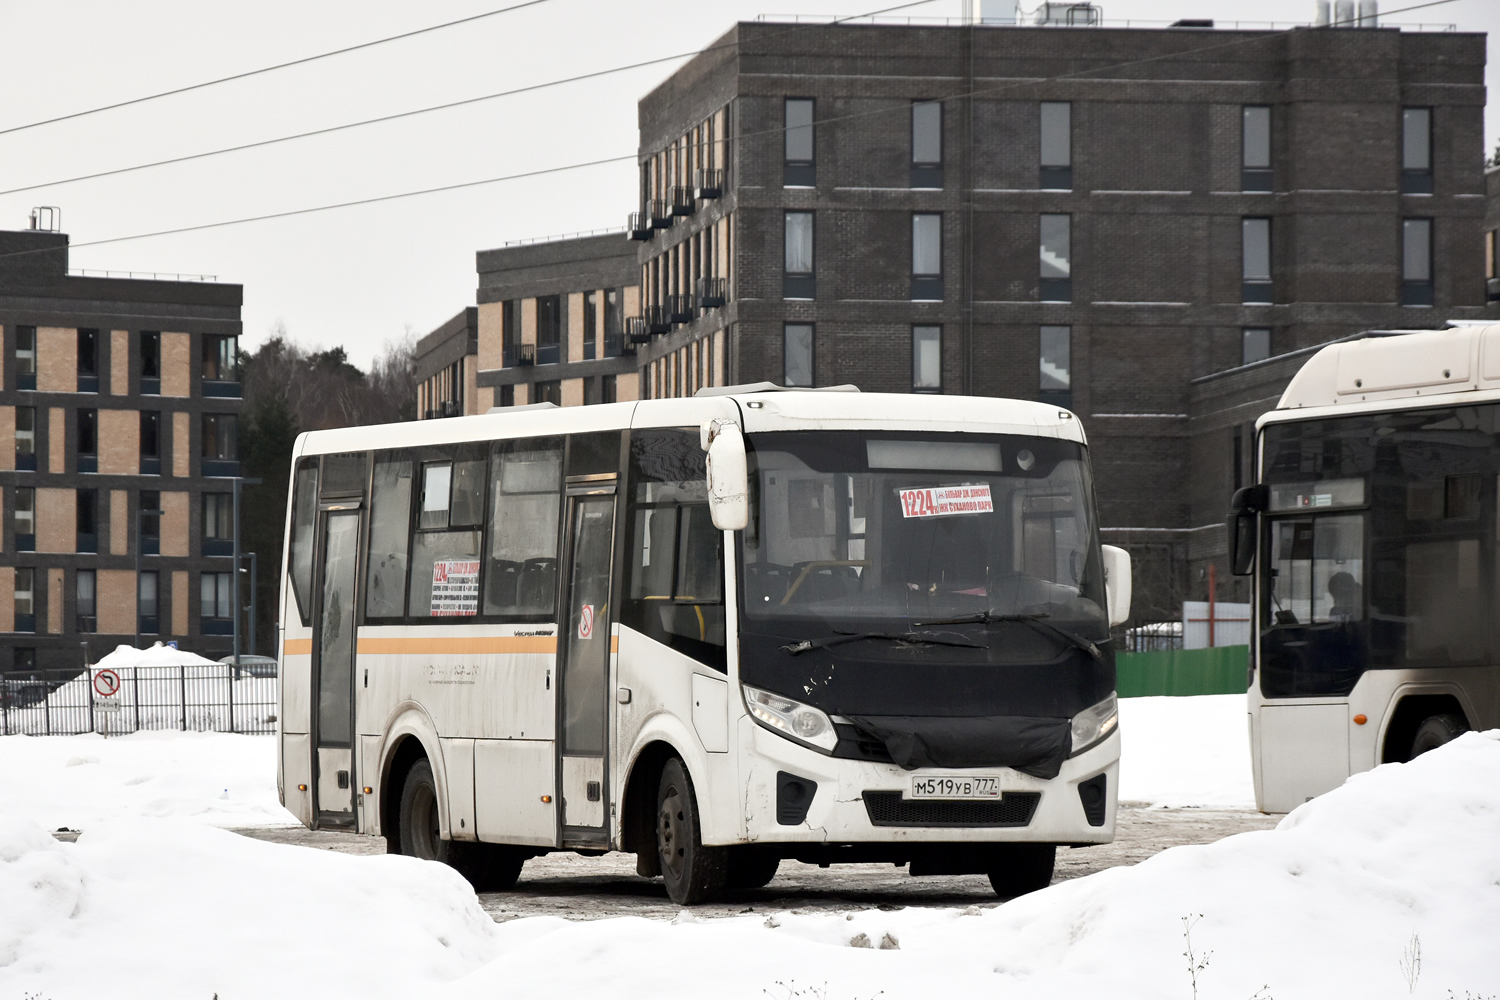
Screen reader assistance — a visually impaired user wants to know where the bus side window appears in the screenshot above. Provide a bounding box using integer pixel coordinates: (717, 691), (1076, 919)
(624, 429), (726, 671)
(289, 459), (318, 625)
(366, 456), (413, 619)
(486, 437), (564, 618)
(409, 450), (484, 618)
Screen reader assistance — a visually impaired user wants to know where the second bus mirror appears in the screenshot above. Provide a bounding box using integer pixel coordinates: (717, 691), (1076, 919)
(1101, 544), (1132, 628)
(1227, 484), (1267, 577)
(703, 419), (749, 531)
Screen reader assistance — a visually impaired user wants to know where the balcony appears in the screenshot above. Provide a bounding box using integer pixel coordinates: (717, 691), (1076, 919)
(140, 457), (161, 476)
(695, 168), (723, 200)
(204, 538), (233, 556)
(1038, 166), (1072, 191)
(515, 343), (536, 367)
(202, 618), (234, 636)
(697, 277), (727, 309)
(17, 373), (35, 391)
(1401, 280), (1434, 307)
(141, 535), (159, 556)
(1241, 168), (1273, 193)
(78, 454), (98, 474)
(628, 212), (652, 240)
(650, 199), (673, 229)
(667, 294), (695, 325)
(15, 452), (35, 472)
(140, 376), (160, 395)
(77, 532), (97, 554)
(645, 305), (672, 336)
(671, 186), (695, 217)
(627, 317), (652, 345)
(535, 342), (560, 366)
(15, 534), (34, 552)
(14, 614), (34, 633)
(138, 615), (159, 635)
(442, 399), (462, 417)
(77, 374), (99, 393)
(604, 331), (634, 357)
(202, 380), (242, 399)
(202, 459), (241, 478)
(1241, 280), (1273, 306)
(911, 164), (944, 189)
(1400, 169), (1434, 195)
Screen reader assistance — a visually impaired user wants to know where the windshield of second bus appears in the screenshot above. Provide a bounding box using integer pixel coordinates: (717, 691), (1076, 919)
(741, 431), (1106, 628)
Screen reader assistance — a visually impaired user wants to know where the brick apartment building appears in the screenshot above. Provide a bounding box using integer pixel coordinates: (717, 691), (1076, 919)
(0, 223), (244, 671)
(413, 234), (644, 417)
(623, 17), (1491, 621)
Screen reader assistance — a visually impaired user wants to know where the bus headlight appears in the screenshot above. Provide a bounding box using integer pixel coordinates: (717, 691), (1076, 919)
(742, 684), (839, 753)
(1070, 693), (1118, 755)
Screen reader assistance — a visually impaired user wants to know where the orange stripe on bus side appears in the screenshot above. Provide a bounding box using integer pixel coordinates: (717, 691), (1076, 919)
(355, 636), (558, 655)
(283, 638), (313, 655)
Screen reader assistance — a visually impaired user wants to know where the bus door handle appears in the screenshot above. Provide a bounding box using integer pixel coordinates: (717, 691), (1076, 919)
(617, 687), (632, 704)
(546, 669), (551, 691)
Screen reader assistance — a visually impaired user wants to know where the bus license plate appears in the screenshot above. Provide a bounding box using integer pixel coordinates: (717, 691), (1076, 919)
(909, 775), (1001, 799)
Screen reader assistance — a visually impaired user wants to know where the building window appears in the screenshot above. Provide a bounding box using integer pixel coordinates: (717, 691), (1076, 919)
(534, 380), (562, 405)
(15, 406), (35, 471)
(784, 211), (815, 299)
(202, 413), (239, 475)
(1242, 217), (1272, 304)
(502, 299), (521, 367)
(1039, 214), (1072, 302)
(77, 488), (98, 553)
(1040, 102), (1072, 190)
(15, 325), (36, 391)
(77, 409), (98, 473)
(784, 98), (815, 187)
(1242, 327), (1272, 365)
(583, 291), (598, 361)
(140, 490), (160, 556)
(140, 411), (161, 475)
(1242, 105), (1272, 192)
(1402, 218), (1434, 306)
(784, 323), (814, 387)
(1401, 107), (1433, 194)
(536, 295), (561, 365)
(912, 100), (943, 188)
(912, 325), (942, 393)
(140, 331), (160, 393)
(139, 570), (159, 635)
(15, 487), (35, 551)
(76, 569), (97, 633)
(201, 572), (233, 634)
(604, 287), (623, 357)
(203, 492), (233, 556)
(1039, 325), (1072, 410)
(911, 213), (943, 300)
(77, 329), (99, 393)
(1487, 231), (1500, 303)
(14, 568), (35, 633)
(202, 335), (238, 381)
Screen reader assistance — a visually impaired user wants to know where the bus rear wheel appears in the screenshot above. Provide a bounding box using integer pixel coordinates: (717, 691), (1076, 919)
(398, 759), (525, 891)
(986, 844), (1056, 899)
(657, 757), (727, 904)
(1410, 713), (1468, 760)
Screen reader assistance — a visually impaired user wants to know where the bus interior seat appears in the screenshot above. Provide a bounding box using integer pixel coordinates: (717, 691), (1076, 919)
(789, 562), (860, 604)
(520, 557), (558, 609)
(487, 559), (522, 609)
(744, 563), (793, 605)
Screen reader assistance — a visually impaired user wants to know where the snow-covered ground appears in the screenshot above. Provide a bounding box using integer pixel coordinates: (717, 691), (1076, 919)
(1117, 693), (1256, 808)
(3, 730), (1496, 999)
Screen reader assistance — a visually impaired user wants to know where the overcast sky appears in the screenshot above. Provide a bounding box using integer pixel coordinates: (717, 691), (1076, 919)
(0, 0), (1495, 370)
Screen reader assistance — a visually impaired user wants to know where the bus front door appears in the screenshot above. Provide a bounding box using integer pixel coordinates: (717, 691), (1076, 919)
(312, 507), (361, 828)
(558, 489), (616, 845)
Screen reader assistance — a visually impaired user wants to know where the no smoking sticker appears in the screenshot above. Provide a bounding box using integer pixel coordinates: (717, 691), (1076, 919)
(578, 604), (595, 640)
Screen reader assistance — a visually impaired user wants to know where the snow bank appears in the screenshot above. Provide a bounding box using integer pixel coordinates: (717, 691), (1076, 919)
(0, 731), (294, 829)
(1117, 693), (1256, 808)
(93, 641), (219, 669)
(0, 818), (501, 999)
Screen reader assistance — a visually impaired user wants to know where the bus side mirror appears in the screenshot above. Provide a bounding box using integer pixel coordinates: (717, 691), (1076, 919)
(1227, 484), (1267, 577)
(702, 419), (749, 531)
(1101, 545), (1132, 627)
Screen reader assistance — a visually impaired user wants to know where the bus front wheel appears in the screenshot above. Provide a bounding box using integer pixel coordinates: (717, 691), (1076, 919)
(657, 757), (727, 904)
(987, 844), (1056, 899)
(398, 759), (524, 892)
(1410, 713), (1468, 760)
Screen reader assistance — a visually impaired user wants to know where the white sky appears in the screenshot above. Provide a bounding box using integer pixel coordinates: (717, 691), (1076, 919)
(0, 0), (1494, 370)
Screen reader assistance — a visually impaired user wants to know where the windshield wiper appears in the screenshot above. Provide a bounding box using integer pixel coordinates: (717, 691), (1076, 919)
(912, 612), (1110, 662)
(780, 630), (986, 656)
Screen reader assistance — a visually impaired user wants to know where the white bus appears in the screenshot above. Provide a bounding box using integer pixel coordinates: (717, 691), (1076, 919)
(276, 386), (1131, 902)
(1230, 327), (1500, 813)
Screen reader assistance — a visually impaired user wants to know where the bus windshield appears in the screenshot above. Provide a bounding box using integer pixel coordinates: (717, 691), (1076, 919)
(741, 431), (1106, 629)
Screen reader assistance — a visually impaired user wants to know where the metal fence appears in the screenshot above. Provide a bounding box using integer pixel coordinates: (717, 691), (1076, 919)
(0, 664), (278, 736)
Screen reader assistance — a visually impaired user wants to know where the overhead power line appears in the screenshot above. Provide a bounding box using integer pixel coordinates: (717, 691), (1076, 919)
(0, 0), (1460, 265)
(0, 0), (558, 138)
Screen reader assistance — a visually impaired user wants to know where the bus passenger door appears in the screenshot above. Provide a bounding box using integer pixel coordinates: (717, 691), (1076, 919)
(558, 488), (616, 844)
(312, 506), (361, 828)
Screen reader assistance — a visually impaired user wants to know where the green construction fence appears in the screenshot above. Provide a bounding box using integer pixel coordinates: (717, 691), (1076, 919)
(1115, 645), (1250, 698)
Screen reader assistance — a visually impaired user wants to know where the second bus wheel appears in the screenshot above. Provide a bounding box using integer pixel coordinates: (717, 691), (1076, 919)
(398, 759), (525, 891)
(1410, 713), (1469, 760)
(657, 757), (728, 904)
(986, 844), (1056, 899)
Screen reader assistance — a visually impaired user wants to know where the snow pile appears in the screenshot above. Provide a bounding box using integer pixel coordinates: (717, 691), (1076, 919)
(0, 818), (501, 999)
(93, 641), (219, 669)
(0, 731), (294, 829)
(1117, 693), (1255, 808)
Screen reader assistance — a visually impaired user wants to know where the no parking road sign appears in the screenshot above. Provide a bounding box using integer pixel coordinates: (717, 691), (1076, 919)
(93, 668), (121, 698)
